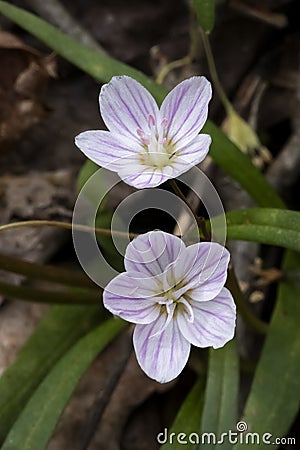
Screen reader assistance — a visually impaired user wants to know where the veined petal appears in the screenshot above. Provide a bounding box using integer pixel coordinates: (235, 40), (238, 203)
(160, 76), (212, 146)
(100, 75), (159, 140)
(176, 134), (211, 166)
(103, 272), (160, 324)
(117, 165), (168, 189)
(125, 230), (185, 277)
(133, 314), (191, 383)
(177, 287), (236, 349)
(75, 130), (142, 170)
(173, 242), (230, 301)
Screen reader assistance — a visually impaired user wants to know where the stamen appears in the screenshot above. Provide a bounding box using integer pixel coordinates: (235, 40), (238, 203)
(148, 114), (155, 128)
(178, 298), (194, 323)
(141, 137), (150, 145)
(150, 301), (175, 338)
(137, 128), (150, 146)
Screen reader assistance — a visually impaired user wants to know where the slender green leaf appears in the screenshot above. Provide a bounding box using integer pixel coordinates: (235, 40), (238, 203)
(1, 318), (126, 450)
(200, 339), (239, 450)
(0, 1), (284, 209)
(0, 304), (102, 442)
(160, 378), (205, 450)
(225, 208), (300, 251)
(234, 251), (300, 449)
(194, 0), (215, 33)
(77, 159), (101, 193)
(96, 211), (124, 272)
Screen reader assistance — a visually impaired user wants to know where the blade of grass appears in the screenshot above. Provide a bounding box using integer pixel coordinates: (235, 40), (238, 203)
(0, 304), (103, 442)
(160, 378), (205, 450)
(1, 319), (127, 450)
(200, 339), (239, 450)
(234, 251), (300, 450)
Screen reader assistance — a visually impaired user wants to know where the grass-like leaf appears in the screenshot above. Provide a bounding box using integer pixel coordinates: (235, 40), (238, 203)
(0, 305), (102, 443)
(160, 378), (205, 450)
(1, 318), (126, 450)
(225, 208), (300, 251)
(234, 251), (300, 449)
(200, 339), (239, 450)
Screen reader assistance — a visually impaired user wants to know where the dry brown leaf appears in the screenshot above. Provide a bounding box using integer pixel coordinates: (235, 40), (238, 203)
(0, 29), (56, 145)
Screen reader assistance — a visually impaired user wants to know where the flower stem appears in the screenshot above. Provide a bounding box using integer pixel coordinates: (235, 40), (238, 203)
(0, 220), (138, 239)
(227, 267), (268, 335)
(155, 8), (198, 85)
(156, 55), (192, 85)
(169, 179), (210, 240)
(0, 253), (96, 289)
(200, 29), (233, 115)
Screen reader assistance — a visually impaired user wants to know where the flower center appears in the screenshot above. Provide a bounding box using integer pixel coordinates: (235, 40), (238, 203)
(150, 288), (194, 338)
(137, 115), (177, 169)
(162, 291), (194, 323)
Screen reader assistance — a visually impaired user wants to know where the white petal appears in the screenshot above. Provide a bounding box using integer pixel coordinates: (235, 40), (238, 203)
(177, 287), (236, 348)
(117, 165), (167, 189)
(75, 130), (142, 170)
(100, 76), (159, 140)
(173, 242), (230, 302)
(160, 76), (212, 146)
(133, 314), (191, 383)
(103, 272), (160, 324)
(176, 133), (211, 166)
(125, 230), (185, 277)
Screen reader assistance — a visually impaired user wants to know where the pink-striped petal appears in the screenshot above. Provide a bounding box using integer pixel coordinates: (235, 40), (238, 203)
(133, 314), (191, 383)
(160, 76), (212, 146)
(172, 242), (230, 302)
(176, 133), (211, 166)
(100, 75), (159, 140)
(103, 272), (160, 324)
(75, 130), (142, 170)
(125, 230), (185, 277)
(177, 288), (236, 348)
(117, 165), (169, 189)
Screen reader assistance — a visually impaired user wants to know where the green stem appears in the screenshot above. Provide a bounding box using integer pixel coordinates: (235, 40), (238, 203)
(0, 280), (101, 305)
(227, 268), (268, 335)
(0, 254), (96, 290)
(156, 55), (192, 85)
(155, 8), (198, 85)
(200, 29), (233, 114)
(0, 220), (138, 239)
(169, 179), (210, 240)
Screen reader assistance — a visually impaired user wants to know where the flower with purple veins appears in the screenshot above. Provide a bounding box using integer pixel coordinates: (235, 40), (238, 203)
(103, 230), (236, 383)
(75, 75), (212, 189)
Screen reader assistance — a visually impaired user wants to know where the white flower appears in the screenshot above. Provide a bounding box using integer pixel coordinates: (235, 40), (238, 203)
(103, 231), (236, 383)
(75, 76), (212, 188)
